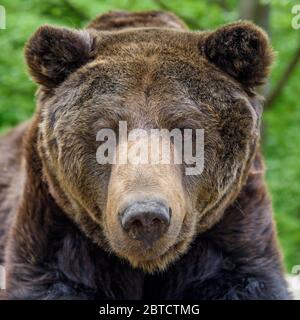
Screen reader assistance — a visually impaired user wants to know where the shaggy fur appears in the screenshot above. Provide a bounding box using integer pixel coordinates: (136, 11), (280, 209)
(0, 10), (290, 299)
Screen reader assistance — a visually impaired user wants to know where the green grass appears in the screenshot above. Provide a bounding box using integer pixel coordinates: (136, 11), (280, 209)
(0, 0), (299, 271)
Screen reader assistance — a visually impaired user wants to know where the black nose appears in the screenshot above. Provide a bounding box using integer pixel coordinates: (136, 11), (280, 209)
(121, 200), (171, 248)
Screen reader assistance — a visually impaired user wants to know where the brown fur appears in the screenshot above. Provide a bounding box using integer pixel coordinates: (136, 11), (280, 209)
(0, 122), (29, 263)
(0, 11), (290, 299)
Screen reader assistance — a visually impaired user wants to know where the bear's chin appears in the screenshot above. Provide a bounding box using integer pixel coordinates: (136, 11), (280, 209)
(113, 238), (191, 273)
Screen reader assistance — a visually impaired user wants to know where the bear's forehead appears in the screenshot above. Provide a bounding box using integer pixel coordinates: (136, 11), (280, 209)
(52, 56), (244, 128)
(48, 27), (247, 119)
(85, 28), (244, 96)
(90, 28), (205, 57)
(79, 28), (241, 93)
(73, 57), (241, 112)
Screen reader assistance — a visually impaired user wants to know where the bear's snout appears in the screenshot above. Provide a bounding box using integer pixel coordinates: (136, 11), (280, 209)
(120, 200), (171, 248)
(104, 137), (188, 270)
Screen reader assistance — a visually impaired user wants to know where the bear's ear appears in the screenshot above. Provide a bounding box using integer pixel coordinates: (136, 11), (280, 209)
(25, 25), (94, 89)
(202, 21), (274, 88)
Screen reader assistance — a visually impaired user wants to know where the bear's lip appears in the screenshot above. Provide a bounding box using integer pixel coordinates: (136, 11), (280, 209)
(110, 233), (176, 259)
(114, 236), (191, 273)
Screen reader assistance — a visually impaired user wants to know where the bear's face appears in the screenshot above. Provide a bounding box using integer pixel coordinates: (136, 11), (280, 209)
(25, 21), (272, 272)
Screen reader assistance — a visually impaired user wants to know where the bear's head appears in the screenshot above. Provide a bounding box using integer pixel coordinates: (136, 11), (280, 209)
(24, 11), (273, 272)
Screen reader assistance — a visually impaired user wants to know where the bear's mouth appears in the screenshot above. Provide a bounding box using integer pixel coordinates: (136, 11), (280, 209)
(119, 236), (192, 273)
(107, 229), (180, 263)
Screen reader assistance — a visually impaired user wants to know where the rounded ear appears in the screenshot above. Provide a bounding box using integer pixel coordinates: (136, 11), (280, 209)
(25, 25), (95, 89)
(202, 21), (274, 88)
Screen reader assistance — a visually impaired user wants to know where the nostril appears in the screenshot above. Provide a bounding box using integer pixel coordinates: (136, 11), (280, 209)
(131, 219), (143, 229)
(152, 218), (161, 225)
(120, 200), (171, 244)
(151, 212), (169, 227)
(122, 215), (142, 231)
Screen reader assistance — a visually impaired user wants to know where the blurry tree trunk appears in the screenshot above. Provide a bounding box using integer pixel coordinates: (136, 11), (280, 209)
(61, 0), (89, 21)
(239, 1), (300, 109)
(265, 42), (300, 109)
(239, 0), (271, 97)
(239, 0), (270, 32)
(210, 0), (229, 10)
(153, 0), (202, 29)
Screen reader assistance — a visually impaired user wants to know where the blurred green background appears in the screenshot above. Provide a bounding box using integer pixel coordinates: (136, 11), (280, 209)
(0, 0), (299, 272)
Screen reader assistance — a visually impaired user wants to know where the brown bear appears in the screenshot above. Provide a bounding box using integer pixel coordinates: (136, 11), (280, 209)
(0, 10), (291, 299)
